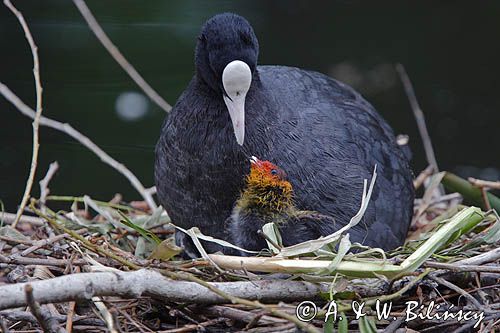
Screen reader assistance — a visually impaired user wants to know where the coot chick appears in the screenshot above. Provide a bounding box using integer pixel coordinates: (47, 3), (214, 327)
(229, 157), (351, 254)
(155, 13), (414, 257)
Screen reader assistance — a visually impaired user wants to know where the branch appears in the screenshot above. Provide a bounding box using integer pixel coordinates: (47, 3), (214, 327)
(468, 177), (500, 190)
(396, 64), (439, 173)
(24, 284), (66, 333)
(413, 165), (434, 190)
(423, 261), (500, 273)
(0, 310), (103, 327)
(0, 315), (9, 333)
(0, 212), (45, 226)
(0, 269), (327, 310)
(72, 0), (172, 112)
(0, 83), (157, 210)
(39, 161), (59, 209)
(430, 276), (487, 311)
(454, 247), (500, 266)
(4, 0), (44, 228)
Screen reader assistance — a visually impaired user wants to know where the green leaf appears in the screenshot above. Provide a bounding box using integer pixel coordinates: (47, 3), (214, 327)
(358, 316), (377, 333)
(400, 206), (484, 273)
(119, 211), (161, 245)
(323, 312), (334, 333)
(454, 213), (500, 251)
(442, 172), (500, 211)
(338, 312), (348, 333)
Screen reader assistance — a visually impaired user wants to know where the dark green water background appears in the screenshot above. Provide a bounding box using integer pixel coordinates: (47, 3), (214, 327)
(1, 1), (500, 211)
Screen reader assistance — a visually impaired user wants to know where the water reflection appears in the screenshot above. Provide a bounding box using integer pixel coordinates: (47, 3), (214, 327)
(115, 91), (149, 122)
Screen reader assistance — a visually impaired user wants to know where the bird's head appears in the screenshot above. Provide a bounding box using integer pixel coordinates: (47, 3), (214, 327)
(238, 156), (293, 213)
(195, 13), (259, 146)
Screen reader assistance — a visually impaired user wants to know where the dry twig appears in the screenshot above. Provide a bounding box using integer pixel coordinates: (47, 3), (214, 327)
(430, 276), (488, 312)
(424, 261), (500, 274)
(39, 161), (59, 209)
(72, 0), (172, 112)
(413, 165), (434, 190)
(4, 0), (44, 228)
(0, 270), (326, 309)
(25, 284), (66, 333)
(396, 64), (439, 174)
(0, 84), (157, 209)
(0, 212), (45, 226)
(468, 177), (500, 190)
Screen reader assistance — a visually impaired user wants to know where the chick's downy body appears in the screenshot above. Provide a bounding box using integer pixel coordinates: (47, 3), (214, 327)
(228, 158), (343, 253)
(154, 13), (414, 257)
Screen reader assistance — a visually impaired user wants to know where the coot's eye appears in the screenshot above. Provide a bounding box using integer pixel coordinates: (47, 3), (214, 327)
(270, 169), (278, 175)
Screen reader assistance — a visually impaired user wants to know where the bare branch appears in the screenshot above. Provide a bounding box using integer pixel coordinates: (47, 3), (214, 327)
(396, 64), (439, 173)
(0, 315), (9, 333)
(0, 212), (45, 226)
(455, 247), (500, 266)
(424, 261), (500, 273)
(0, 310), (103, 327)
(413, 165), (434, 190)
(4, 0), (44, 228)
(39, 161), (59, 209)
(0, 269), (327, 310)
(72, 0), (172, 112)
(468, 177), (500, 190)
(0, 83), (157, 210)
(25, 284), (66, 333)
(430, 275), (487, 311)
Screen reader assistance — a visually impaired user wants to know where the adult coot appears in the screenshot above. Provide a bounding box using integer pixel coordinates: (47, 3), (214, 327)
(155, 13), (414, 257)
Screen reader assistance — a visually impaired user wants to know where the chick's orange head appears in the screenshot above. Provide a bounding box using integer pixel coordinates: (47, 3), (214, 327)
(238, 156), (294, 211)
(248, 156), (291, 190)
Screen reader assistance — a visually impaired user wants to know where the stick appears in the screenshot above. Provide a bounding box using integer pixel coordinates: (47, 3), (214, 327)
(396, 64), (439, 173)
(0, 315), (9, 333)
(4, 0), (44, 228)
(161, 318), (228, 333)
(424, 261), (500, 274)
(455, 247), (500, 266)
(39, 161), (59, 208)
(65, 266), (79, 333)
(413, 165), (434, 190)
(0, 253), (91, 267)
(25, 284), (66, 333)
(468, 177), (500, 190)
(0, 270), (327, 310)
(72, 0), (172, 113)
(0, 212), (45, 226)
(430, 276), (487, 312)
(203, 305), (285, 325)
(0, 83), (157, 209)
(0, 310), (103, 326)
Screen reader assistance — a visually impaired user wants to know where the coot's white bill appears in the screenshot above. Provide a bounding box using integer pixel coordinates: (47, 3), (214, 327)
(222, 60), (252, 145)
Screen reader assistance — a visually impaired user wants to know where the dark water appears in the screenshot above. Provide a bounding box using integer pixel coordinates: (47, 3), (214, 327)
(2, 1), (500, 211)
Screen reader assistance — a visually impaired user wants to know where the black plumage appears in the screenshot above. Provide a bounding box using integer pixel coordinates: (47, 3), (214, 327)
(155, 13), (414, 257)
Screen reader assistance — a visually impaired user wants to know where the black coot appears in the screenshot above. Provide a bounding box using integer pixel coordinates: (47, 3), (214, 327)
(155, 13), (414, 257)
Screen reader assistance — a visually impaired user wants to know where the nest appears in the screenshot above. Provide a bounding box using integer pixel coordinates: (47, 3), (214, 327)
(1, 169), (499, 333)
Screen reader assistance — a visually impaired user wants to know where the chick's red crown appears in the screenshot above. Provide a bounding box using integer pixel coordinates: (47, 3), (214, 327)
(250, 158), (286, 180)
